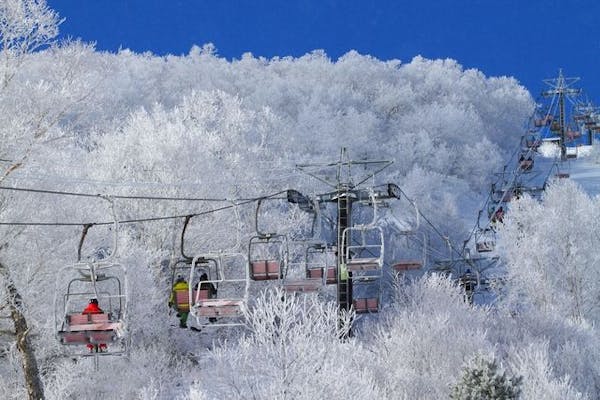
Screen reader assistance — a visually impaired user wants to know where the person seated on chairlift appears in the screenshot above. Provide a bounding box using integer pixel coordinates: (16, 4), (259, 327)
(169, 275), (189, 328)
(82, 298), (103, 315)
(514, 187), (523, 199)
(198, 273), (218, 323)
(492, 206), (504, 224)
(82, 299), (108, 353)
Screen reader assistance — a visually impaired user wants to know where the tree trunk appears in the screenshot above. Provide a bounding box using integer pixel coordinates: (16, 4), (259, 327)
(1, 263), (45, 400)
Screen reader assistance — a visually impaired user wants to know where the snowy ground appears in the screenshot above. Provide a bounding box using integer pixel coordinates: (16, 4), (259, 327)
(567, 153), (600, 196)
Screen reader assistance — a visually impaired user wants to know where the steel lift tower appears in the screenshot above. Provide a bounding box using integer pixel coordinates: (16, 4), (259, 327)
(293, 148), (403, 312)
(542, 69), (581, 160)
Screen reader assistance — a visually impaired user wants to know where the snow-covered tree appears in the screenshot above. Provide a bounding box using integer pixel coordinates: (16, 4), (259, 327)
(192, 288), (380, 400)
(451, 356), (522, 400)
(498, 180), (600, 323)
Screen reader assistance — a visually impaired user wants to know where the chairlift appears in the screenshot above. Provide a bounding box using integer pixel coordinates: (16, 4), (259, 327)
(567, 130), (581, 139)
(565, 146), (578, 159)
(281, 240), (331, 293)
(522, 133), (541, 151)
(492, 186), (516, 203)
(342, 191), (384, 314)
(170, 201), (248, 328)
(169, 257), (217, 317)
(188, 252), (249, 328)
(552, 161), (570, 179)
(54, 198), (128, 359)
(488, 204), (505, 224)
(533, 115), (552, 127)
(280, 198), (333, 292)
(248, 198), (289, 281)
(459, 269), (478, 303)
(391, 231), (426, 272)
(518, 154), (534, 172)
(166, 215), (211, 326)
(305, 242), (337, 285)
(55, 263), (128, 356)
(475, 228), (496, 253)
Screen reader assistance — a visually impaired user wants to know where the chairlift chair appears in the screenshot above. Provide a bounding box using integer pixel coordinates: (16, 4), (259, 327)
(188, 252), (249, 328)
(343, 191), (388, 313)
(55, 262), (128, 357)
(248, 233), (288, 281)
(248, 198), (291, 281)
(391, 231), (427, 272)
(519, 156), (534, 172)
(342, 225), (384, 272)
(567, 130), (581, 139)
(475, 228), (496, 253)
(565, 146), (578, 159)
(169, 257), (217, 315)
(281, 240), (330, 293)
(305, 243), (337, 285)
(55, 198), (128, 358)
(522, 133), (541, 151)
(533, 115), (552, 127)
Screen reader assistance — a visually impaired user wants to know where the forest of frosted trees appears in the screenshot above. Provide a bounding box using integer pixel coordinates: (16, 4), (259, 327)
(1, 1), (599, 399)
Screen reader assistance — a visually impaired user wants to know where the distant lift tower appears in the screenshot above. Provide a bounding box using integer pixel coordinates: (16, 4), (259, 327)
(542, 69), (581, 160)
(293, 148), (402, 312)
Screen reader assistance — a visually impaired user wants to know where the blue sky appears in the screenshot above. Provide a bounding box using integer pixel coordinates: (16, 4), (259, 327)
(48, 0), (600, 101)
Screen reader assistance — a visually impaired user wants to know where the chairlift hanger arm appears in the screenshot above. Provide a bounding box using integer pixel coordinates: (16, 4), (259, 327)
(286, 189), (314, 212)
(180, 215), (194, 261)
(77, 224), (93, 262)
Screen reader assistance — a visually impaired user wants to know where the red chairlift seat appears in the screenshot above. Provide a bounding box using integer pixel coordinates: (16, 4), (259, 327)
(66, 313), (121, 332)
(194, 299), (243, 317)
(392, 260), (422, 271)
(250, 260), (281, 280)
(89, 331), (115, 344)
(346, 257), (381, 271)
(353, 298), (379, 314)
(307, 266), (337, 284)
(476, 241), (495, 253)
(519, 159), (534, 171)
(534, 116), (552, 127)
(61, 332), (88, 344)
(59, 313), (121, 346)
(283, 279), (323, 292)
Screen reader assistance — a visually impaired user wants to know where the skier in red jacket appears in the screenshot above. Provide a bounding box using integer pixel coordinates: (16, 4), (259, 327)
(82, 298), (103, 314)
(82, 299), (108, 352)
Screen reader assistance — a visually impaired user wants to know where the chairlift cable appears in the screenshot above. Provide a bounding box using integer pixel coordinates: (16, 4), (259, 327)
(0, 185), (233, 202)
(0, 190), (289, 227)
